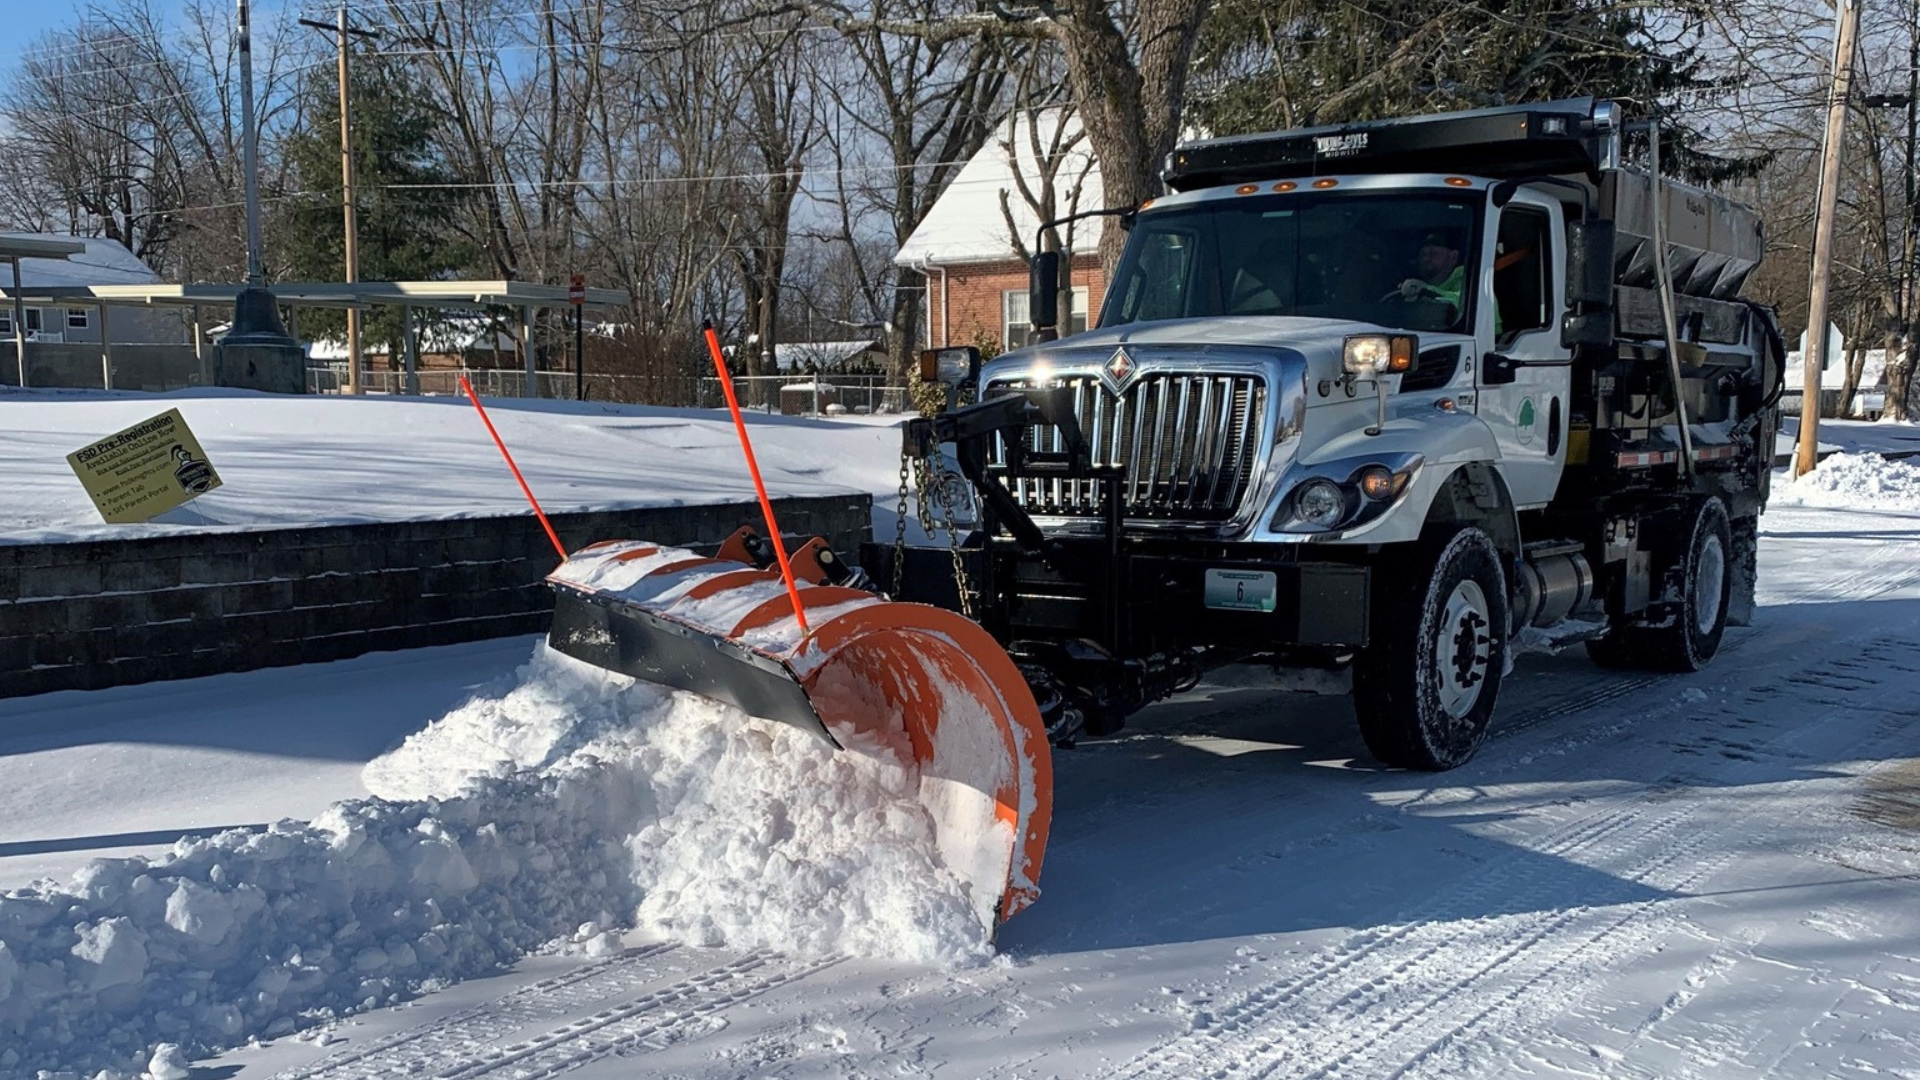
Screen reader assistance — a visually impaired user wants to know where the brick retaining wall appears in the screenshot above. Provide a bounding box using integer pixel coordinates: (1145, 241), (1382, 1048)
(0, 495), (870, 699)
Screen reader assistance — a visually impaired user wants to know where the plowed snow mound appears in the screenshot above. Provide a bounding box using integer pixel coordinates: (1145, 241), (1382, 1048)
(366, 644), (993, 965)
(1776, 452), (1920, 512)
(0, 646), (987, 1079)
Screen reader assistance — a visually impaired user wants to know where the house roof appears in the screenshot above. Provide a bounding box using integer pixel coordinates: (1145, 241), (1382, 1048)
(0, 233), (154, 289)
(307, 317), (520, 359)
(724, 339), (884, 371)
(10, 280), (628, 310)
(773, 339), (882, 370)
(895, 108), (1106, 269)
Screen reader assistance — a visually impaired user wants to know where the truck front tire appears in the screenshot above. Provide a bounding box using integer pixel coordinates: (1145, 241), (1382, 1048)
(1353, 526), (1510, 770)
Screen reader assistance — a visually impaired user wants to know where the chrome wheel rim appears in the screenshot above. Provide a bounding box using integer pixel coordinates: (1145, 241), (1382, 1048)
(1437, 579), (1492, 718)
(1694, 531), (1727, 636)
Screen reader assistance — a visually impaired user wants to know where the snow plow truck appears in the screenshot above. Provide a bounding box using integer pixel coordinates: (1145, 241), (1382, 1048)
(545, 97), (1783, 931)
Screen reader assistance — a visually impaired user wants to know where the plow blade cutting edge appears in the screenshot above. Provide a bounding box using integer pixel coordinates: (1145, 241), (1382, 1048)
(546, 539), (1052, 929)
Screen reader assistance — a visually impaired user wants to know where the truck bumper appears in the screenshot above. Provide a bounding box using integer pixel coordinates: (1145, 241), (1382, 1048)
(860, 539), (1370, 655)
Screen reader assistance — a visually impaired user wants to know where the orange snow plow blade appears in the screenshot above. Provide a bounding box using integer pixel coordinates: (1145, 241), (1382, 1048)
(546, 538), (1052, 928)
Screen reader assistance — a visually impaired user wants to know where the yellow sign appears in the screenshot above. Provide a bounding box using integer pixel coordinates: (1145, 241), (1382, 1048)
(67, 408), (223, 524)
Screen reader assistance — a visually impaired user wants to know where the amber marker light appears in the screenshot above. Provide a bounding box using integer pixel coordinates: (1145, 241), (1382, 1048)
(1235, 184), (1259, 195)
(1357, 466), (1396, 501)
(1311, 178), (1339, 189)
(1273, 181), (1297, 192)
(1388, 335), (1415, 372)
(1140, 198), (1155, 210)
(1444, 176), (1473, 187)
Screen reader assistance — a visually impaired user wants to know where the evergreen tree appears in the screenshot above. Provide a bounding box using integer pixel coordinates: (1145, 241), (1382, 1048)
(1188, 0), (1762, 183)
(278, 52), (478, 358)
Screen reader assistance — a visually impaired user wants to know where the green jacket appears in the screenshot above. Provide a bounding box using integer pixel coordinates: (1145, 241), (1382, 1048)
(1417, 266), (1465, 310)
(1416, 266), (1499, 334)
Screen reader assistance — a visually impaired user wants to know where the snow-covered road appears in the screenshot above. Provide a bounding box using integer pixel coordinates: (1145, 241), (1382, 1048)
(24, 499), (1881, 1080)
(5, 394), (1920, 1079)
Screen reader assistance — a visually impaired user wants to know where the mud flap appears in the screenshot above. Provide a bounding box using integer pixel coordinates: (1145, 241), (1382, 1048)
(546, 540), (1052, 928)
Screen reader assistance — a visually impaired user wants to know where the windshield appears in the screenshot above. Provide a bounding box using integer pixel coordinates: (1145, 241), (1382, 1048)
(1100, 191), (1482, 334)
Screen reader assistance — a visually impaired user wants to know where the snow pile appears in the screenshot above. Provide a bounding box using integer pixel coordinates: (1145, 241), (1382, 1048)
(0, 751), (638, 1078)
(1775, 452), (1920, 512)
(0, 644), (991, 1077)
(369, 646), (992, 965)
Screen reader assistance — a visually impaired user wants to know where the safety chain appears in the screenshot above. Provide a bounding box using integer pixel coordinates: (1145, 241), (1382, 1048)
(892, 453), (912, 597)
(898, 449), (978, 620)
(932, 456), (976, 621)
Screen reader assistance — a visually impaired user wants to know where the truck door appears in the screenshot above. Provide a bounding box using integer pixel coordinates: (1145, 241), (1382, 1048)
(1476, 194), (1570, 509)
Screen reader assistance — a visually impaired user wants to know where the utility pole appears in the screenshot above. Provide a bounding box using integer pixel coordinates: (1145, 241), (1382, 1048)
(237, 0), (264, 287)
(569, 272), (585, 401)
(337, 6), (361, 396)
(299, 8), (379, 395)
(217, 0), (304, 393)
(1799, 0), (1862, 477)
(1906, 0), (1919, 421)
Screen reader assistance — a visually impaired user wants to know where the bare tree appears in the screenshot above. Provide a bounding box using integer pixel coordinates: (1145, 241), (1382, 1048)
(0, 0), (307, 279)
(814, 0), (1008, 374)
(829, 0), (1210, 273)
(995, 52), (1094, 343)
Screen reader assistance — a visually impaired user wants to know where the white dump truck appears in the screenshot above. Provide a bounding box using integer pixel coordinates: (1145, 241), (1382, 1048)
(877, 96), (1783, 769)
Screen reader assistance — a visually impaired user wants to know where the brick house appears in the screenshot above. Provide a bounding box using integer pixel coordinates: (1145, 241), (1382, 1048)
(896, 109), (1111, 353)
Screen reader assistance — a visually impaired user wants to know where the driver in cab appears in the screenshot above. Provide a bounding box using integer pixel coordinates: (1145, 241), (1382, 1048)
(1396, 232), (1465, 311)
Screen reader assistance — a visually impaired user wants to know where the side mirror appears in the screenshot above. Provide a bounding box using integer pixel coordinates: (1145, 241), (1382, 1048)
(1565, 219), (1615, 307)
(1029, 252), (1060, 336)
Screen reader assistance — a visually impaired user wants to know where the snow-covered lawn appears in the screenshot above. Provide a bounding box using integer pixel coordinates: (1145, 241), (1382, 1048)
(1, 387), (901, 546)
(4, 388), (1920, 1079)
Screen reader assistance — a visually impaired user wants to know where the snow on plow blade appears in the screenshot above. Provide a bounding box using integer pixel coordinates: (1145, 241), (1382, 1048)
(546, 539), (1052, 928)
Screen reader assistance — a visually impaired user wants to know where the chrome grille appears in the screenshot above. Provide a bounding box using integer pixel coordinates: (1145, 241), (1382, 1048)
(990, 373), (1267, 520)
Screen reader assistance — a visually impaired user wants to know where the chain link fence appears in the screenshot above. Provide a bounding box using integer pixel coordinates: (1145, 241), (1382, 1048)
(307, 365), (909, 415)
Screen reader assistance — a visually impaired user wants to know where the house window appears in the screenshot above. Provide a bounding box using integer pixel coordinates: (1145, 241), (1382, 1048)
(24, 309), (41, 333)
(67, 308), (89, 329)
(1003, 286), (1089, 349)
(0, 312), (10, 335)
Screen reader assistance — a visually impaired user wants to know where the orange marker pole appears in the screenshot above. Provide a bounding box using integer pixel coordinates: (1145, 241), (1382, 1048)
(702, 321), (810, 636)
(460, 375), (568, 563)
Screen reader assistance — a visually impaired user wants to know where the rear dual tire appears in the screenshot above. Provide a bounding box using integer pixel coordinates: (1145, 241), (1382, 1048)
(1585, 497), (1732, 673)
(1353, 526), (1509, 771)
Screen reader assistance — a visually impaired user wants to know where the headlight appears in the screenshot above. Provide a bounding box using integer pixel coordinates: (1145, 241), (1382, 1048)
(1295, 480), (1345, 527)
(919, 346), (981, 387)
(1342, 334), (1417, 376)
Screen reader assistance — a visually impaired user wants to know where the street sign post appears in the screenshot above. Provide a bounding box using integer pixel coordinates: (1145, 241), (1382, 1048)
(569, 273), (586, 401)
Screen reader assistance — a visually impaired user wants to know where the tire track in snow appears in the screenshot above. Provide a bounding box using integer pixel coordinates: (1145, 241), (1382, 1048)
(1104, 800), (1714, 1080)
(1107, 640), (1920, 1080)
(271, 947), (839, 1080)
(270, 944), (683, 1080)
(431, 951), (842, 1079)
(1391, 695), (1920, 1080)
(1287, 827), (1738, 1080)
(1493, 669), (1669, 739)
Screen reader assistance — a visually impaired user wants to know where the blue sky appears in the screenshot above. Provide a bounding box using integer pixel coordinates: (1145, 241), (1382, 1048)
(0, 0), (62, 59)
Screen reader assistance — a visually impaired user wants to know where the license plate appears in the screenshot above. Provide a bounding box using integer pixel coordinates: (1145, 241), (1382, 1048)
(1204, 569), (1277, 612)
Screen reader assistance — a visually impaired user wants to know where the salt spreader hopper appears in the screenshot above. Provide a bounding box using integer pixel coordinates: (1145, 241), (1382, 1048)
(545, 533), (1053, 930)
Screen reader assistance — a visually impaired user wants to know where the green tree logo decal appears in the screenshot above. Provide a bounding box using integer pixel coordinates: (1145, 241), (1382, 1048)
(1517, 398), (1537, 445)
